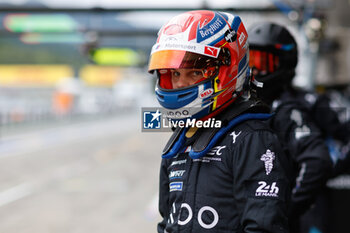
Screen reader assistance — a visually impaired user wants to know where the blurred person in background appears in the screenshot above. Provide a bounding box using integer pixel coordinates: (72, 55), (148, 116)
(300, 88), (350, 233)
(312, 89), (350, 175)
(247, 22), (336, 233)
(148, 10), (293, 233)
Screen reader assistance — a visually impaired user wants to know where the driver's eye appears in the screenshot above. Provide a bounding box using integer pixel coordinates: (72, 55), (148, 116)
(172, 71), (180, 77)
(193, 71), (203, 76)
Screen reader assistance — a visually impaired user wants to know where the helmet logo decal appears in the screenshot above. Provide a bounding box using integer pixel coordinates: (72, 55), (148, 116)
(197, 13), (226, 43)
(164, 36), (178, 42)
(238, 32), (246, 45)
(204, 46), (219, 57)
(224, 29), (237, 42)
(151, 42), (221, 58)
(199, 88), (214, 99)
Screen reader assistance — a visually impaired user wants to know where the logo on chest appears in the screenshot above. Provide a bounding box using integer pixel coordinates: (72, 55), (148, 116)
(169, 182), (183, 192)
(207, 145), (226, 156)
(169, 170), (186, 180)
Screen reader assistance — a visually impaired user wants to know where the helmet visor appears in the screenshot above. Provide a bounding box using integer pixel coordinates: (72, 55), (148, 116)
(249, 49), (280, 76)
(148, 42), (221, 72)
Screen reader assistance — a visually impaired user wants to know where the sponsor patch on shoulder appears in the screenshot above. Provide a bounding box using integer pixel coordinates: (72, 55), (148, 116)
(169, 182), (183, 192)
(255, 181), (279, 197)
(260, 149), (275, 175)
(245, 179), (287, 201)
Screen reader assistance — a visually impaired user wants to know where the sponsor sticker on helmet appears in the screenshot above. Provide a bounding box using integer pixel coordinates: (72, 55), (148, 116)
(197, 13), (226, 43)
(224, 29), (237, 42)
(238, 32), (246, 45)
(151, 42), (221, 58)
(199, 88), (214, 99)
(204, 46), (219, 57)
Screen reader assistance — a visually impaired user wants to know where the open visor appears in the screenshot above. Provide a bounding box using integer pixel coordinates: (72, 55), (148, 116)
(148, 42), (221, 72)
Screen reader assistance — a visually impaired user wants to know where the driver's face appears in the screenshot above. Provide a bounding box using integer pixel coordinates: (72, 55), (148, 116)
(171, 68), (204, 89)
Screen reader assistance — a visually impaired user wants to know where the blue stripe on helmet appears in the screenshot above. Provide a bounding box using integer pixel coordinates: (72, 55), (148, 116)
(238, 53), (247, 74)
(156, 86), (199, 109)
(208, 36), (225, 46)
(231, 16), (241, 31)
